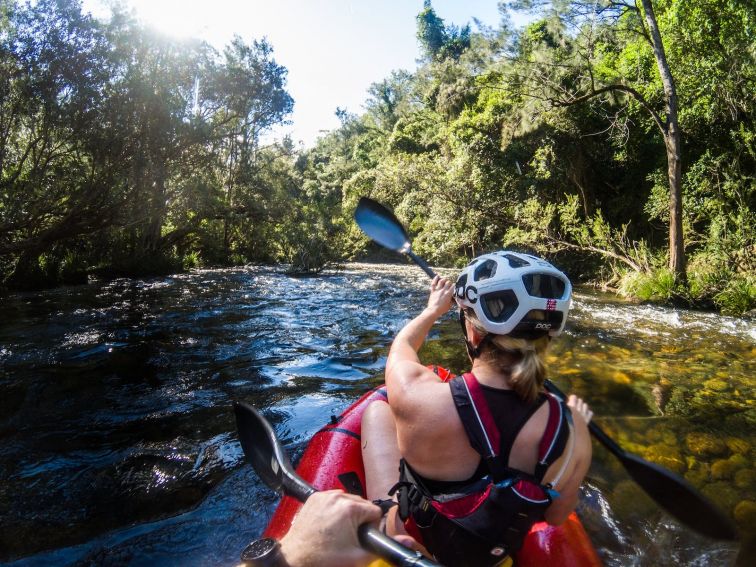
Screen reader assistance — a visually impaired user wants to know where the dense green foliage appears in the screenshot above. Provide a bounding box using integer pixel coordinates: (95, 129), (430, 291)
(310, 0), (755, 314)
(1, 0), (754, 314)
(0, 0), (330, 285)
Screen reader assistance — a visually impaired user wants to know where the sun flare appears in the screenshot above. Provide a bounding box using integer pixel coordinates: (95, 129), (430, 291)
(130, 0), (209, 39)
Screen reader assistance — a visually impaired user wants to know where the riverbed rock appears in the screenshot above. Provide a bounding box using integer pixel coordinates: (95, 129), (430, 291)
(685, 465), (709, 486)
(711, 458), (739, 480)
(703, 378), (729, 392)
(646, 443), (686, 474)
(685, 432), (729, 458)
(611, 480), (656, 519)
(726, 437), (751, 455)
(734, 469), (755, 490)
(734, 500), (756, 533)
(701, 481), (740, 514)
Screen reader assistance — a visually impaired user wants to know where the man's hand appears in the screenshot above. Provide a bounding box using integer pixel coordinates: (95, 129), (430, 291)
(279, 490), (382, 567)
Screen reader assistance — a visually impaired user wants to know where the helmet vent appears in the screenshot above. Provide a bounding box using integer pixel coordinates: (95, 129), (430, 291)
(474, 259), (497, 281)
(481, 290), (518, 322)
(523, 273), (566, 299)
(504, 254), (530, 268)
(454, 274), (468, 298)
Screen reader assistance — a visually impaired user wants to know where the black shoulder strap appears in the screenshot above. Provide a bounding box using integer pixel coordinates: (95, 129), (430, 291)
(449, 375), (493, 458)
(451, 375), (555, 482)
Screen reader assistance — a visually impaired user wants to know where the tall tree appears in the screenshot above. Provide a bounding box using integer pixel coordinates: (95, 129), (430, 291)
(0, 0), (117, 284)
(507, 0), (687, 282)
(417, 0), (471, 61)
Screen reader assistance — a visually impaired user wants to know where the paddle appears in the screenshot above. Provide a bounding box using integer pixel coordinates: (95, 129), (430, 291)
(233, 401), (439, 566)
(353, 197), (738, 541)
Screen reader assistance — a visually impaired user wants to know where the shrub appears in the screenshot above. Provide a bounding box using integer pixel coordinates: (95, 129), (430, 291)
(714, 275), (756, 316)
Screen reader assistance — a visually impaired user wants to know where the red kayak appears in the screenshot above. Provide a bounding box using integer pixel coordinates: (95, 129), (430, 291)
(264, 386), (603, 566)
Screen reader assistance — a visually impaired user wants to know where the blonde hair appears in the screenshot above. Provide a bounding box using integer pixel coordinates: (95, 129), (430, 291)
(465, 310), (550, 403)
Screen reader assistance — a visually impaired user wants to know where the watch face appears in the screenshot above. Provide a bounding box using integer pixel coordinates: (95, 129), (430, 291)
(241, 537), (278, 561)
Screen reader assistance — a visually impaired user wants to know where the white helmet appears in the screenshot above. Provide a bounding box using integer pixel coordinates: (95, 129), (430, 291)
(454, 251), (572, 338)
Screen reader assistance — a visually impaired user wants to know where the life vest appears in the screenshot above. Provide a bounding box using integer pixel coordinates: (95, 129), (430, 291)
(392, 370), (574, 567)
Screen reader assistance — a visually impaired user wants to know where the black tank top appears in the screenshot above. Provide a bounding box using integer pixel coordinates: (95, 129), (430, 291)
(410, 375), (568, 494)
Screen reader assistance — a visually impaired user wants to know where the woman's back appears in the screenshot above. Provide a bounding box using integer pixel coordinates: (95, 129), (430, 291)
(386, 360), (585, 515)
(362, 255), (593, 565)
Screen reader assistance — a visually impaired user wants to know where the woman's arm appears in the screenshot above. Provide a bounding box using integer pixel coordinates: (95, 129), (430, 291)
(386, 276), (454, 371)
(385, 276), (454, 421)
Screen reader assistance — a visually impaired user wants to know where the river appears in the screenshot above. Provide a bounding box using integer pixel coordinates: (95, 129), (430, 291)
(0, 264), (753, 566)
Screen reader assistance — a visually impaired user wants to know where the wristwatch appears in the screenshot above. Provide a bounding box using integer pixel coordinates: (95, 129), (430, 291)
(240, 537), (286, 566)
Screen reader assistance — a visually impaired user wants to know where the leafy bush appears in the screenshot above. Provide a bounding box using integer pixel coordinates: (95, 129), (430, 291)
(617, 268), (677, 302)
(714, 275), (756, 316)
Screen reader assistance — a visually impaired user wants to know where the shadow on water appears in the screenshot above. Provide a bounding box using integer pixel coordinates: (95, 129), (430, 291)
(0, 264), (753, 565)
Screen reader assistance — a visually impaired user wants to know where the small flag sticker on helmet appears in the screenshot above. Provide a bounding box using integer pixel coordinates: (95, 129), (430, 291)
(546, 299), (557, 311)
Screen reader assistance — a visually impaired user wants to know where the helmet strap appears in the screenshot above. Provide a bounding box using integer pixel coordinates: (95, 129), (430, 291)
(459, 309), (490, 359)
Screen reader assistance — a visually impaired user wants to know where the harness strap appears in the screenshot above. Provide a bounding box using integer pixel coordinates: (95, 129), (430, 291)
(534, 393), (571, 481)
(546, 421), (575, 490)
(462, 373), (501, 456)
(395, 459), (518, 563)
(452, 373), (555, 482)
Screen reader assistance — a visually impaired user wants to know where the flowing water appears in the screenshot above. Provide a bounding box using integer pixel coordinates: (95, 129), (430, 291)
(0, 264), (753, 566)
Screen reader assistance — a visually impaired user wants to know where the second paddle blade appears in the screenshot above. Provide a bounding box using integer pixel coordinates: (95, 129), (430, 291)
(621, 451), (738, 541)
(234, 401), (289, 493)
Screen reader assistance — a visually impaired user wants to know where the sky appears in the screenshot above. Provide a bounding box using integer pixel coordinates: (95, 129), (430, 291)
(83, 1), (520, 147)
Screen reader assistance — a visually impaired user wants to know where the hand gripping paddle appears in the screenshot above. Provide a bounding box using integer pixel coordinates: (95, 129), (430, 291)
(234, 401), (439, 566)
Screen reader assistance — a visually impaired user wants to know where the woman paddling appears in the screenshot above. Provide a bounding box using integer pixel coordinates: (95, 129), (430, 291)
(362, 251), (594, 567)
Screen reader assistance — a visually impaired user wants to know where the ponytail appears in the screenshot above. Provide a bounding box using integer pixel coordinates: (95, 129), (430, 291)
(489, 335), (549, 403)
(463, 309), (550, 403)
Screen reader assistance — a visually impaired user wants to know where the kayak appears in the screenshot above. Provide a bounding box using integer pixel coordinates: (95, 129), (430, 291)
(263, 385), (603, 566)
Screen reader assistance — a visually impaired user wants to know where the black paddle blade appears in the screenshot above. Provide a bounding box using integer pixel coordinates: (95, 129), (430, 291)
(354, 197), (410, 252)
(234, 401), (315, 501)
(620, 451), (738, 541)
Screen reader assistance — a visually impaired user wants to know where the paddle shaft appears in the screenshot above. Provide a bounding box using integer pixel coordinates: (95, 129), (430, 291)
(359, 526), (437, 567)
(407, 251), (435, 278)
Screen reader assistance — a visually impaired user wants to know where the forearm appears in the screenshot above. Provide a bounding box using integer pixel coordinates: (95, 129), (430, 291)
(387, 308), (439, 370)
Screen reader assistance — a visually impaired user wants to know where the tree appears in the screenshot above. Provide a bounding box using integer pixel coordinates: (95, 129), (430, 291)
(506, 0), (687, 282)
(209, 36), (294, 259)
(0, 0), (119, 285)
(417, 0), (471, 61)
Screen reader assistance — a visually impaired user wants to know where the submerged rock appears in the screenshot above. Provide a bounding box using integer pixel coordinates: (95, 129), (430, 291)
(703, 378), (729, 392)
(701, 481), (740, 515)
(734, 469), (755, 490)
(611, 480), (656, 520)
(711, 458), (739, 480)
(726, 437), (751, 455)
(686, 432), (729, 458)
(645, 443), (686, 474)
(685, 465), (709, 487)
(734, 500), (756, 534)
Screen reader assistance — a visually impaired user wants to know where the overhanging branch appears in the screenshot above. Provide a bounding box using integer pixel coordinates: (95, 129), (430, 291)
(549, 84), (667, 137)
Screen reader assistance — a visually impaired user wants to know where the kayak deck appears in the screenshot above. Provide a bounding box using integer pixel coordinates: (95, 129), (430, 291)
(263, 386), (602, 566)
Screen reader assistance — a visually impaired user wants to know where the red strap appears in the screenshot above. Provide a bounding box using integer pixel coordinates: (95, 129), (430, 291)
(461, 373), (501, 457)
(538, 394), (563, 461)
